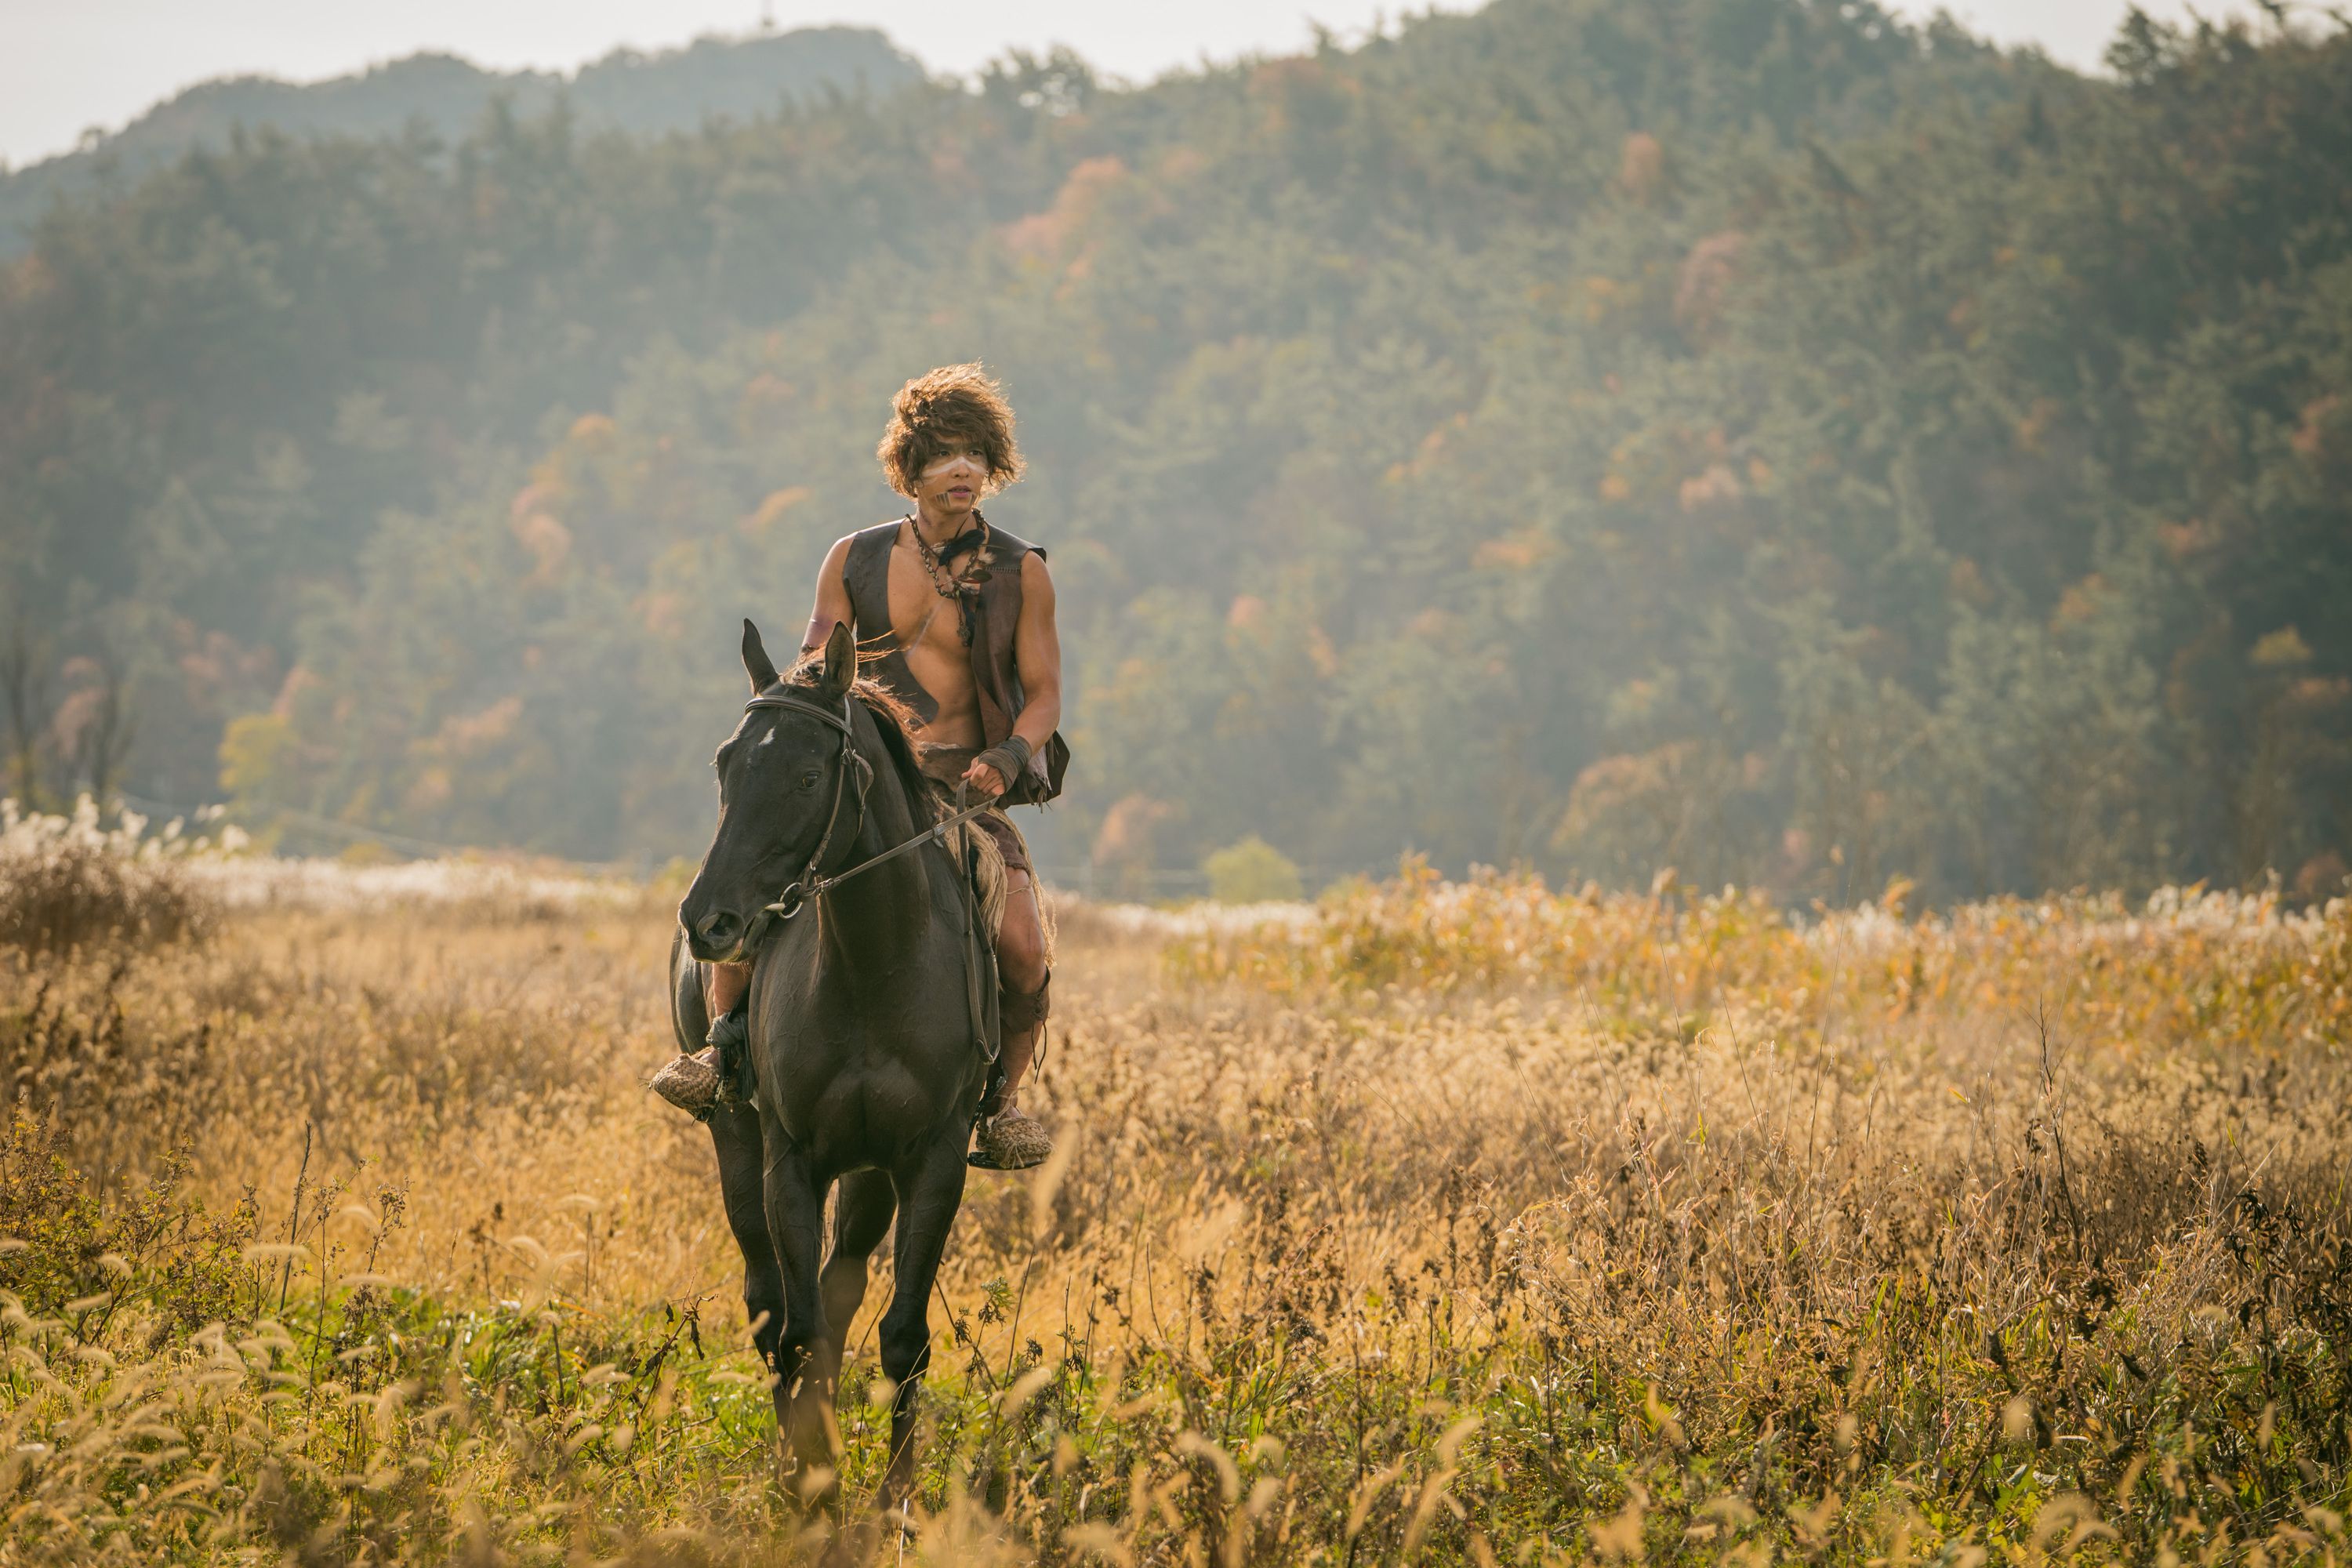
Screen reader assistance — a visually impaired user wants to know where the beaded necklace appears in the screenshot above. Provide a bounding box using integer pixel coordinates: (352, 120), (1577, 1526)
(904, 514), (991, 647)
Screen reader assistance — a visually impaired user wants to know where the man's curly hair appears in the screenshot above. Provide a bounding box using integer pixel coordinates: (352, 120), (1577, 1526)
(876, 364), (1025, 499)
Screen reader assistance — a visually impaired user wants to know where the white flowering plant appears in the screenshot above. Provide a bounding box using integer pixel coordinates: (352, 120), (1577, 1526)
(0, 795), (238, 953)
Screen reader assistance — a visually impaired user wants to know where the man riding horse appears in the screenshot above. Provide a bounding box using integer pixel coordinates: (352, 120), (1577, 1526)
(655, 363), (1065, 1171)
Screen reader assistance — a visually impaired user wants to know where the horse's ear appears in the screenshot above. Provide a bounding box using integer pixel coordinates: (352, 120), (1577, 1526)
(742, 619), (779, 694)
(821, 620), (857, 695)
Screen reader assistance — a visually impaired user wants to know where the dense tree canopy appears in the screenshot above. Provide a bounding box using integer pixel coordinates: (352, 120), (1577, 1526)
(3, 0), (2347, 902)
(0, 26), (922, 256)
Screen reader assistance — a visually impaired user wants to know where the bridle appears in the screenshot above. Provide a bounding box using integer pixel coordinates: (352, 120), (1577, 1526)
(738, 686), (1000, 942)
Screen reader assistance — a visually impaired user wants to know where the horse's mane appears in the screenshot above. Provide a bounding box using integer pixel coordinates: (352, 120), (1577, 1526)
(775, 662), (936, 822)
(772, 662), (1007, 927)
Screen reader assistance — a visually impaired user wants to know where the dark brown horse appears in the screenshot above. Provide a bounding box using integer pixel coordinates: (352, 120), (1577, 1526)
(670, 619), (993, 1509)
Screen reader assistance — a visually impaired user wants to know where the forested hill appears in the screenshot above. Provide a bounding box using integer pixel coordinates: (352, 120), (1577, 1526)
(0, 26), (921, 256)
(3, 0), (2347, 903)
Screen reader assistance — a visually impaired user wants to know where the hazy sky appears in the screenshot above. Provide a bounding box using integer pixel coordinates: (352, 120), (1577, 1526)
(0, 0), (2256, 171)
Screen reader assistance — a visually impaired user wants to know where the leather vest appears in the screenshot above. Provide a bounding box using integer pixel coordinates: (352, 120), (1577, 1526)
(844, 516), (1069, 806)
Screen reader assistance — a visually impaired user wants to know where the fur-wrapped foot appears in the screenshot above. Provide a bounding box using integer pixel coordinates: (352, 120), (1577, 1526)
(650, 1047), (724, 1121)
(969, 1107), (1052, 1171)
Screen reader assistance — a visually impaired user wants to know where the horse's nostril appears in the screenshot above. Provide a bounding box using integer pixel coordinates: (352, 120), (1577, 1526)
(697, 909), (740, 944)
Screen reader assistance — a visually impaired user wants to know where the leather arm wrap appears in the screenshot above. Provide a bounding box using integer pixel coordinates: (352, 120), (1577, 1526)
(973, 734), (1034, 792)
(1000, 970), (1051, 1033)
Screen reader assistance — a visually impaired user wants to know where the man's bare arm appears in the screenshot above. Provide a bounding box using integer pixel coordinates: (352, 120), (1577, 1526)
(1009, 551), (1062, 749)
(801, 535), (856, 655)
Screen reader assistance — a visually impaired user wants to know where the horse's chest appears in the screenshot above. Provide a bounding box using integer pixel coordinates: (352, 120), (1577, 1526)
(764, 946), (949, 1055)
(759, 955), (979, 1160)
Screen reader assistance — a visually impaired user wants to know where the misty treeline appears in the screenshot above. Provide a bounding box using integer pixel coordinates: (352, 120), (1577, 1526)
(1, 0), (2346, 902)
(0, 27), (923, 261)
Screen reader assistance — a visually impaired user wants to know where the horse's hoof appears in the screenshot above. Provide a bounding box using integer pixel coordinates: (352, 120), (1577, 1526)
(969, 1109), (1052, 1171)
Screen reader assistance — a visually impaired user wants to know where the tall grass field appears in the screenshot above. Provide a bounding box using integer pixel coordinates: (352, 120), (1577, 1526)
(2, 804), (2348, 1563)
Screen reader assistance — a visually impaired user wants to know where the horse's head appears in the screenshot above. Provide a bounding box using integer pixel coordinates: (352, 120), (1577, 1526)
(677, 618), (864, 964)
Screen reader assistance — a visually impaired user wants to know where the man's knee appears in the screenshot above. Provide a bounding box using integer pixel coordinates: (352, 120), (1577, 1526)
(996, 879), (1047, 993)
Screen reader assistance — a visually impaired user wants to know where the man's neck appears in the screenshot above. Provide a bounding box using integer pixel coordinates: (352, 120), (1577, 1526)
(909, 503), (980, 550)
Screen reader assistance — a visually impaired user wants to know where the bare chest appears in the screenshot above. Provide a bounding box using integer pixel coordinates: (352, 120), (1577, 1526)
(884, 543), (978, 675)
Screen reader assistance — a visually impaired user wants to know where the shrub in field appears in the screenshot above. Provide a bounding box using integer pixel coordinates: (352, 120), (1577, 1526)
(0, 1110), (254, 1331)
(0, 797), (225, 955)
(1172, 856), (1809, 1000)
(1174, 859), (2352, 1054)
(1202, 836), (1305, 904)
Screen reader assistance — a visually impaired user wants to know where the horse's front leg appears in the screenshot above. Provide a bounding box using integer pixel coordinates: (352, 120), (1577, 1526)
(816, 1169), (897, 1393)
(877, 1127), (971, 1512)
(760, 1137), (837, 1501)
(680, 935), (786, 1373)
(708, 1103), (784, 1370)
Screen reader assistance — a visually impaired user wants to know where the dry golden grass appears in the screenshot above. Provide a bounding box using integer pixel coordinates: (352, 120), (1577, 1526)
(1, 848), (2348, 1563)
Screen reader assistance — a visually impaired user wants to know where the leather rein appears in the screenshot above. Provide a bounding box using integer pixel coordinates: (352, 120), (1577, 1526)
(745, 688), (998, 930)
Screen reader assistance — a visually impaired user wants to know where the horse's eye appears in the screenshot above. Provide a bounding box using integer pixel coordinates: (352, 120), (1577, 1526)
(797, 771), (821, 791)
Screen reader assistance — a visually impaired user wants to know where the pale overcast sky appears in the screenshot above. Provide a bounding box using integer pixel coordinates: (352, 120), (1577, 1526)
(0, 0), (2259, 171)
